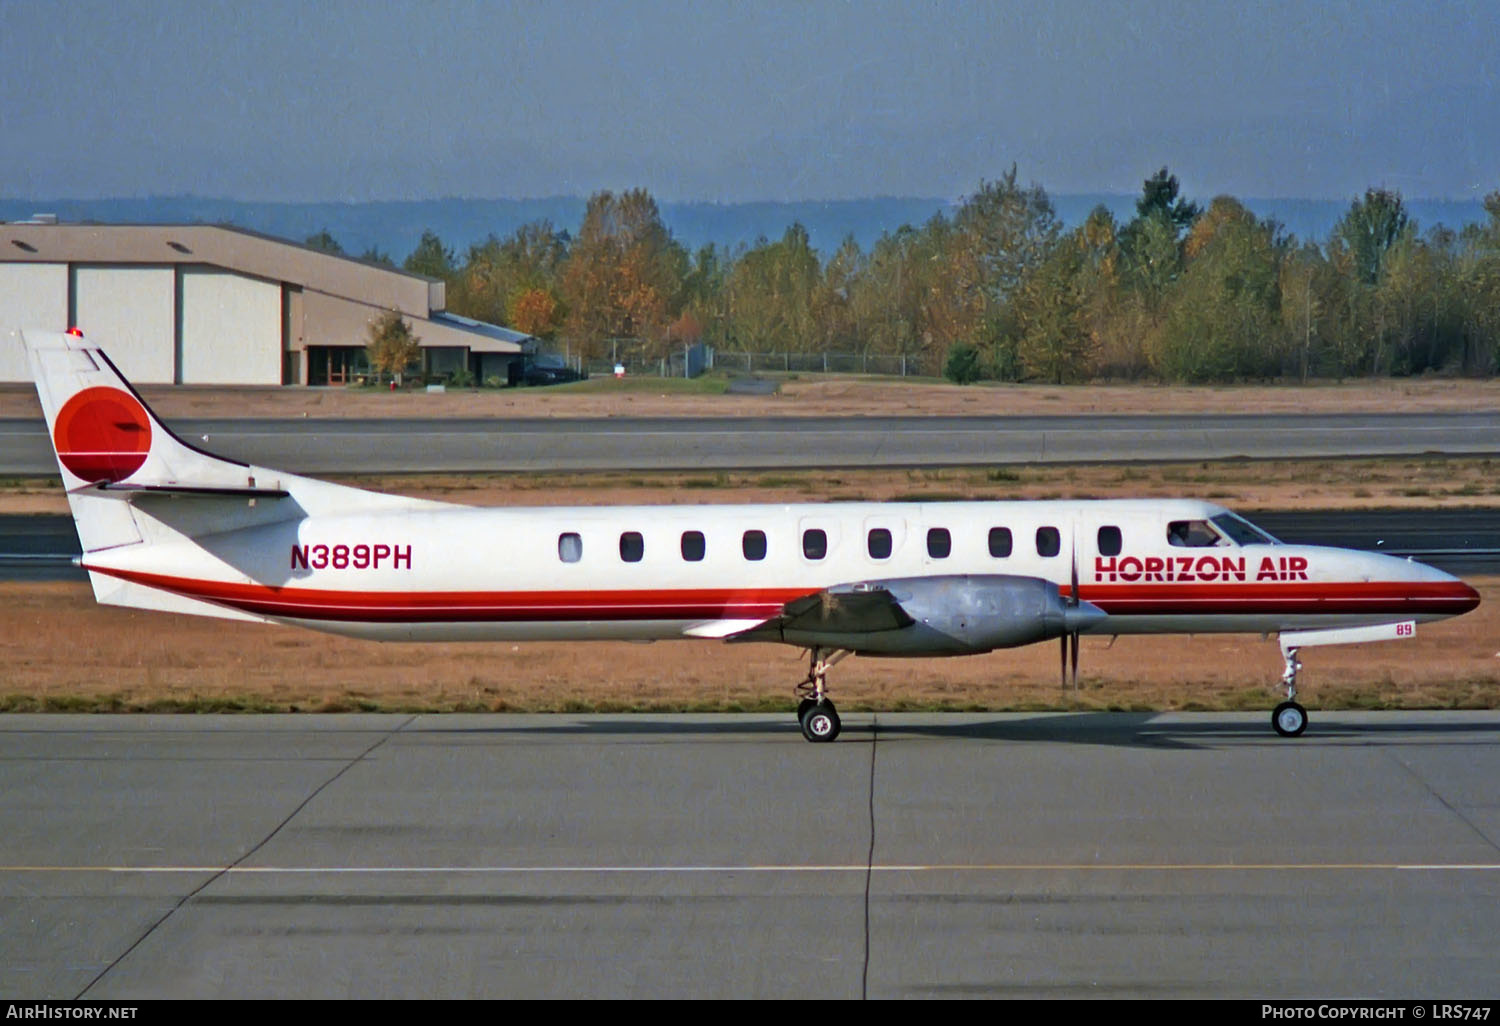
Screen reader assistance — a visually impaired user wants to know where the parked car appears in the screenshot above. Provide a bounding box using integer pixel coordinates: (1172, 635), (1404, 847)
(522, 360), (585, 386)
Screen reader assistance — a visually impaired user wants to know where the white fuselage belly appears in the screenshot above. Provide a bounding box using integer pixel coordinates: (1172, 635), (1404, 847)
(82, 499), (1476, 647)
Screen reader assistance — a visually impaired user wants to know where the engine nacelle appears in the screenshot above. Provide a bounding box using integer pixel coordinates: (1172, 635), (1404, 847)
(778, 574), (1107, 656)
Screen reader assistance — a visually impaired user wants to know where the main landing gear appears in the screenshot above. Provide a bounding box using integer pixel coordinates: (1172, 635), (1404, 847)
(795, 647), (849, 742)
(1272, 645), (1308, 738)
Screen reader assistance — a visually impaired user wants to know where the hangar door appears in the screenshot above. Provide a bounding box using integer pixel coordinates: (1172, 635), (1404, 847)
(179, 268), (282, 384)
(0, 263), (68, 381)
(73, 265), (176, 383)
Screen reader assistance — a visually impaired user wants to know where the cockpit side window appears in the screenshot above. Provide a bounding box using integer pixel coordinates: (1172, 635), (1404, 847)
(1167, 519), (1223, 548)
(1210, 512), (1278, 546)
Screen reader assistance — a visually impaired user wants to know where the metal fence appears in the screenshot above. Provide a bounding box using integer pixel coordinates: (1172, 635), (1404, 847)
(554, 347), (937, 379)
(704, 350), (935, 377)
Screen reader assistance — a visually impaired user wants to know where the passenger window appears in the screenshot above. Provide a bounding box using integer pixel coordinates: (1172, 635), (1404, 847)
(988, 527), (1013, 558)
(1097, 525), (1122, 556)
(558, 532), (582, 563)
(742, 530), (767, 561)
(681, 531), (705, 562)
(867, 528), (892, 560)
(1167, 520), (1222, 548)
(926, 527), (951, 559)
(803, 528), (828, 560)
(619, 531), (644, 562)
(1036, 526), (1061, 557)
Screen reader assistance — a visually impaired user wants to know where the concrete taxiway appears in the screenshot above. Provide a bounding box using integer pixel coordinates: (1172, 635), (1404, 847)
(3, 713), (1499, 998)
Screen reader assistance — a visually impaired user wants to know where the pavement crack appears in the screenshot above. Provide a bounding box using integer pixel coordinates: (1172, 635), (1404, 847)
(1385, 748), (1500, 856)
(73, 715), (417, 999)
(861, 713), (878, 1001)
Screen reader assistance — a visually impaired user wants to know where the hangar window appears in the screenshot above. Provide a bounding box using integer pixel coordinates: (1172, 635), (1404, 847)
(1097, 525), (1122, 556)
(867, 528), (893, 560)
(558, 532), (583, 563)
(803, 528), (828, 560)
(988, 527), (1013, 558)
(681, 531), (706, 562)
(620, 532), (645, 562)
(1036, 526), (1061, 558)
(926, 527), (951, 559)
(742, 530), (767, 561)
(1167, 520), (1222, 548)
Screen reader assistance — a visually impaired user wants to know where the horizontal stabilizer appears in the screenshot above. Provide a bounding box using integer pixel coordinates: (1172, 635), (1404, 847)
(73, 481), (292, 502)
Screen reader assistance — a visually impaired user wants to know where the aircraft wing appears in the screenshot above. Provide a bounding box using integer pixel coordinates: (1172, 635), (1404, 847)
(727, 582), (914, 642)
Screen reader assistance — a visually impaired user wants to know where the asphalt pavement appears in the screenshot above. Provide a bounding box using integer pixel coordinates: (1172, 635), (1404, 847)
(3, 712), (1498, 998)
(3, 411), (1498, 474)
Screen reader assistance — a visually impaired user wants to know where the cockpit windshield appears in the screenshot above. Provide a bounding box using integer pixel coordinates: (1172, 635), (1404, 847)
(1210, 512), (1279, 546)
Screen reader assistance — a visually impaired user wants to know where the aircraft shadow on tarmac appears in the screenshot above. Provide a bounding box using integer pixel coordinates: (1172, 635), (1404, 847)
(412, 713), (1500, 751)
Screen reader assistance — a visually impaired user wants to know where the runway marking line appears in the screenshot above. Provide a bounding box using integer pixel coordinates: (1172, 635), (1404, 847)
(3, 863), (1499, 874)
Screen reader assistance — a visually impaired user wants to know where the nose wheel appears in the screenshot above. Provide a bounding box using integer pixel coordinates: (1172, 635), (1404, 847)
(1272, 645), (1308, 737)
(1272, 700), (1307, 737)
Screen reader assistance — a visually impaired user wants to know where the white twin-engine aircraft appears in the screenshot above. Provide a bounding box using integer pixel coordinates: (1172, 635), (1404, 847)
(22, 328), (1481, 742)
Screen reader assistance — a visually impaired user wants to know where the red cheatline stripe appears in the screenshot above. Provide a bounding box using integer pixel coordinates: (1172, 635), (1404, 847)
(83, 566), (1479, 625)
(84, 566), (812, 623)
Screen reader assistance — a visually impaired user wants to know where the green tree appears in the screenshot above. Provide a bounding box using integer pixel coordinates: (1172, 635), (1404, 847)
(1334, 188), (1410, 286)
(364, 310), (422, 385)
(954, 166), (1061, 305)
(1154, 198), (1285, 381)
(1134, 167), (1201, 235)
(360, 246), (396, 268)
(943, 341), (982, 384)
(725, 224), (822, 352)
(404, 229), (457, 281)
(1013, 229), (1096, 384)
(305, 228), (344, 255)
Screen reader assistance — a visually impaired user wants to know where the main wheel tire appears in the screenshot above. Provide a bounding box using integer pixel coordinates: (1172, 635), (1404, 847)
(796, 698), (817, 723)
(1272, 701), (1308, 738)
(800, 701), (841, 743)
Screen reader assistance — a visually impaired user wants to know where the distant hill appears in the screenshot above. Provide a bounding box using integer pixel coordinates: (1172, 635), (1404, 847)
(0, 194), (1489, 262)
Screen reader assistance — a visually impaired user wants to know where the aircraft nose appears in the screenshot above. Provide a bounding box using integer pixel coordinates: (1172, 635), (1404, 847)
(1399, 554), (1481, 615)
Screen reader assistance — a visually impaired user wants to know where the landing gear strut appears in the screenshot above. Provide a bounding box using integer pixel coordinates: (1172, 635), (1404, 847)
(1272, 645), (1308, 738)
(795, 647), (849, 742)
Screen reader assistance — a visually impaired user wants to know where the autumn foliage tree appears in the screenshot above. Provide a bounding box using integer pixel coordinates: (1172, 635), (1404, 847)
(397, 173), (1500, 384)
(364, 310), (421, 385)
(561, 189), (686, 359)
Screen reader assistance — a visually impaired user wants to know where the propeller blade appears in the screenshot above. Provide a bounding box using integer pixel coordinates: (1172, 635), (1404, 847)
(1070, 531), (1079, 606)
(1071, 630), (1080, 691)
(1060, 633), (1068, 690)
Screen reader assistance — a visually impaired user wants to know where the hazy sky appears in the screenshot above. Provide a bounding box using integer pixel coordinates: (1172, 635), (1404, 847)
(2, 0), (1496, 202)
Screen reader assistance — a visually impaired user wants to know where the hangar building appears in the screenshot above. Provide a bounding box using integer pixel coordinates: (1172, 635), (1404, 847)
(0, 219), (535, 385)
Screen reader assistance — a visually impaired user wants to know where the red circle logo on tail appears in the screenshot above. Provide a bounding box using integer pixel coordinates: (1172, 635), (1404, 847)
(53, 387), (153, 482)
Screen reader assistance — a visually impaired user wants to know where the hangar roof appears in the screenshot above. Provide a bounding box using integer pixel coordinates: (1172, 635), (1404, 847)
(0, 221), (535, 355)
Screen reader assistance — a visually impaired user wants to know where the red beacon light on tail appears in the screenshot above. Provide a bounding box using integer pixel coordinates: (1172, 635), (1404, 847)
(66, 327), (84, 337)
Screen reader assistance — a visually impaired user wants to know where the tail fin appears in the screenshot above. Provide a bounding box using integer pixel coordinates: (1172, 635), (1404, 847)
(21, 327), (454, 619)
(23, 327), (298, 553)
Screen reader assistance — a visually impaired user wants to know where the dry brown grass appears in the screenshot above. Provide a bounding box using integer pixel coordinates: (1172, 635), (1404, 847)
(3, 579), (1496, 714)
(2, 373), (1498, 421)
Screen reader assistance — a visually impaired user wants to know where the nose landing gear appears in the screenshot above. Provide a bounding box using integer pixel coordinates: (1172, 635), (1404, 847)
(1272, 645), (1308, 737)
